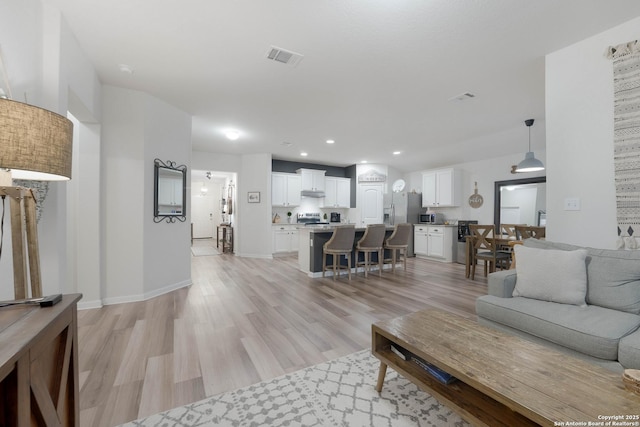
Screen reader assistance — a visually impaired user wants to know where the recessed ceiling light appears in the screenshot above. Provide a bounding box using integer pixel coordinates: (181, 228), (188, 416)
(361, 160), (368, 164)
(225, 130), (240, 141)
(300, 152), (308, 157)
(393, 151), (401, 155)
(118, 64), (134, 74)
(326, 139), (335, 144)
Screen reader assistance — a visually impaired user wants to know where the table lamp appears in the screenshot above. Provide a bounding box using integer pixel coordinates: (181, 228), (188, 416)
(0, 98), (73, 299)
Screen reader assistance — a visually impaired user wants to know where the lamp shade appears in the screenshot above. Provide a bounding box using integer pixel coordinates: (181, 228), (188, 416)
(515, 152), (545, 173)
(0, 98), (73, 181)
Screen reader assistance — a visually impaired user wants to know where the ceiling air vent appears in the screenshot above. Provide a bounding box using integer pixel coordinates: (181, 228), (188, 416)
(266, 46), (304, 67)
(448, 92), (476, 102)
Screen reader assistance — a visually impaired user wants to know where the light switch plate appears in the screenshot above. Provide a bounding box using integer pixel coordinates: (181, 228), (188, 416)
(564, 197), (581, 211)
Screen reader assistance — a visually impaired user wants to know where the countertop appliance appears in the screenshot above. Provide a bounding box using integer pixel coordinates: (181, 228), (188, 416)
(456, 220), (478, 264)
(297, 213), (328, 225)
(419, 213), (445, 224)
(393, 192), (422, 257)
(330, 212), (341, 223)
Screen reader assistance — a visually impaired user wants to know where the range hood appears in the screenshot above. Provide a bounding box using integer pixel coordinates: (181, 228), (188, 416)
(301, 190), (325, 198)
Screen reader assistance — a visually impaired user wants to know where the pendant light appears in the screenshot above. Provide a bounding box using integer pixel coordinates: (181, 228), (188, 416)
(515, 119), (545, 173)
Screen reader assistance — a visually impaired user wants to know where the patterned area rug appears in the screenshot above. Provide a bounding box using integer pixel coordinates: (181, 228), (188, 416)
(119, 349), (469, 427)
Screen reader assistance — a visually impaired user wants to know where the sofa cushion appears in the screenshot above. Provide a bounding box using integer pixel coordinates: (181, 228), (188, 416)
(619, 329), (640, 369)
(476, 295), (640, 360)
(513, 245), (588, 306)
(524, 239), (640, 314)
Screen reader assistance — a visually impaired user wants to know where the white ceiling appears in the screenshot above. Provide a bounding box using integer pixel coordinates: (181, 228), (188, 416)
(45, 0), (640, 172)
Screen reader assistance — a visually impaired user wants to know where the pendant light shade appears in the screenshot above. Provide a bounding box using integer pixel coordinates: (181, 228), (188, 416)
(515, 119), (545, 173)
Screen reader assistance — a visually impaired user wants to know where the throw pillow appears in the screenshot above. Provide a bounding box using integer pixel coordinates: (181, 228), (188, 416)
(512, 245), (588, 306)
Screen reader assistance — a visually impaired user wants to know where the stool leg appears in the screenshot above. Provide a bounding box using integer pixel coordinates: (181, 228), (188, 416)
(392, 249), (397, 272)
(402, 248), (407, 271)
(347, 252), (351, 280)
(364, 251), (369, 278)
(323, 252), (327, 278)
(333, 254), (337, 281)
(378, 249), (383, 276)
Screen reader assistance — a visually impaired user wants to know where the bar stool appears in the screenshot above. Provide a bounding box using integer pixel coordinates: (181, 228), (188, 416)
(322, 225), (356, 280)
(355, 224), (386, 277)
(383, 223), (412, 272)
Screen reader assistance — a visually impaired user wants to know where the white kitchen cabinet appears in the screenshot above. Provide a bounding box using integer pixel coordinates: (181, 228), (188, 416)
(414, 225), (428, 256)
(272, 173), (302, 207)
(297, 168), (326, 192)
(273, 225), (299, 253)
(426, 225), (455, 262)
(324, 177), (351, 208)
(415, 225), (455, 261)
(421, 168), (462, 207)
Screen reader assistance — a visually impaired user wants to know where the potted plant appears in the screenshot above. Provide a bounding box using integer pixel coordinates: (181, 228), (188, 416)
(287, 211), (292, 223)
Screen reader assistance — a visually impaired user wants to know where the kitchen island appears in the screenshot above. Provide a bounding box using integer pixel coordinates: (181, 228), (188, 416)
(298, 225), (397, 277)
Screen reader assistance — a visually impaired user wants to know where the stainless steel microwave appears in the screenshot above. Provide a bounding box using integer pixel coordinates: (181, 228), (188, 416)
(419, 213), (444, 224)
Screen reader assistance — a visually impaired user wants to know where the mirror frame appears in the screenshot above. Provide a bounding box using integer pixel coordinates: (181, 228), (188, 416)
(154, 158), (187, 223)
(493, 176), (546, 230)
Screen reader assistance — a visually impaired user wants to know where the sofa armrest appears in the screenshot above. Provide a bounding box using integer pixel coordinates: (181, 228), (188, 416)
(487, 270), (517, 298)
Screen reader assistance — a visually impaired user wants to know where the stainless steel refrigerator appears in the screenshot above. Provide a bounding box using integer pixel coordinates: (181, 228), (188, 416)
(391, 192), (422, 257)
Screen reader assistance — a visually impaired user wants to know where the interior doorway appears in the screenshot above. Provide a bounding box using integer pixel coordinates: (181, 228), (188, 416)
(191, 169), (236, 241)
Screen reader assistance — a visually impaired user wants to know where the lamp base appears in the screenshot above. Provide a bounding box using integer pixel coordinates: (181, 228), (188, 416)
(0, 169), (11, 186)
(0, 186), (42, 299)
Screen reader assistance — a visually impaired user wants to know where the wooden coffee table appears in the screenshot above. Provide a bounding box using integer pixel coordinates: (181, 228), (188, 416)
(372, 309), (640, 427)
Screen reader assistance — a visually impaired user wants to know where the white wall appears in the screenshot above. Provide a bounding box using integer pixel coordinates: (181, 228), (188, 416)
(237, 153), (272, 258)
(101, 86), (145, 302)
(546, 16), (640, 248)
(404, 150), (546, 225)
(102, 85), (192, 304)
(143, 94), (192, 297)
(0, 0), (103, 301)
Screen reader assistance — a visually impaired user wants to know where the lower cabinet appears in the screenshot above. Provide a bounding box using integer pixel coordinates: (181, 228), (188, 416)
(414, 225), (428, 256)
(273, 225), (299, 254)
(414, 225), (455, 262)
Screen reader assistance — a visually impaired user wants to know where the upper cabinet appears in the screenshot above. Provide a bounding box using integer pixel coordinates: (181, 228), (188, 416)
(297, 168), (326, 192)
(272, 173), (302, 206)
(422, 168), (462, 207)
(323, 177), (351, 208)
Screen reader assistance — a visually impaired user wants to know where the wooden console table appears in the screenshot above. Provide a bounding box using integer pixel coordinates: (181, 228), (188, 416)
(217, 224), (233, 253)
(0, 293), (82, 426)
(373, 309), (640, 427)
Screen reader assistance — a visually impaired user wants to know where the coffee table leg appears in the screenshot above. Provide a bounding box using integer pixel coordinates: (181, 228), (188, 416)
(375, 362), (388, 392)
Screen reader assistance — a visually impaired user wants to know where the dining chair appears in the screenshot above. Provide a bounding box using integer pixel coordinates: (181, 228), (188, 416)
(355, 224), (387, 277)
(322, 225), (356, 280)
(515, 225), (546, 240)
(499, 224), (521, 240)
(383, 223), (412, 272)
(497, 223), (523, 256)
(469, 224), (511, 280)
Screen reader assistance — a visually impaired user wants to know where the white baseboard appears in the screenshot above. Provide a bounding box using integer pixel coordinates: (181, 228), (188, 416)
(100, 279), (192, 306)
(78, 299), (103, 310)
(235, 252), (273, 259)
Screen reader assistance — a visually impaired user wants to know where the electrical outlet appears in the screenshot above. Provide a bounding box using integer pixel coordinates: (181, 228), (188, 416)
(564, 198), (580, 211)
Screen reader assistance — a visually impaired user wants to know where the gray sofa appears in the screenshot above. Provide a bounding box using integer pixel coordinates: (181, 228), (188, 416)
(476, 238), (640, 373)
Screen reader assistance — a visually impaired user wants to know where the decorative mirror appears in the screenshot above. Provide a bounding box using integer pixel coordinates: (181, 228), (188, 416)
(154, 159), (187, 223)
(494, 176), (546, 229)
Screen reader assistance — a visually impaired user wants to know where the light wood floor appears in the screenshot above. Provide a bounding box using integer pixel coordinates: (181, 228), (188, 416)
(77, 243), (488, 426)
